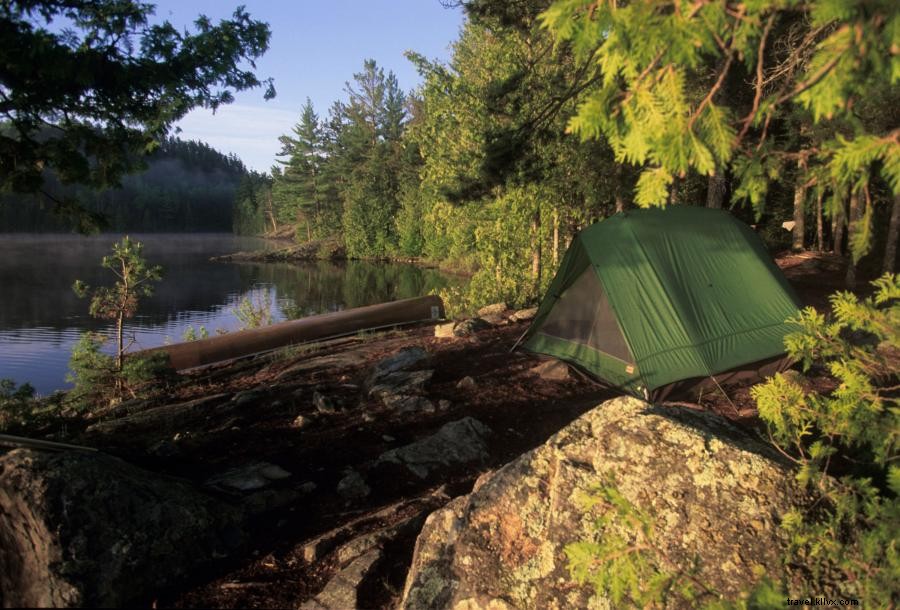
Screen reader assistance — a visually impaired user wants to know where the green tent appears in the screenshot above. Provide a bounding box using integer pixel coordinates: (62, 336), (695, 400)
(523, 207), (802, 400)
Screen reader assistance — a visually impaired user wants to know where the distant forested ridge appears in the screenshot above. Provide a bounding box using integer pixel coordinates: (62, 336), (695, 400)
(0, 138), (250, 232)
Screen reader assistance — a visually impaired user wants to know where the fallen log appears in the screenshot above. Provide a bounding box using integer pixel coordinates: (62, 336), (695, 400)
(134, 295), (445, 371)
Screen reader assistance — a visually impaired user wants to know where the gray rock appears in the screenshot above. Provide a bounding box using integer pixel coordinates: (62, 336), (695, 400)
(313, 391), (337, 414)
(477, 302), (507, 317)
(382, 394), (435, 414)
(368, 347), (430, 385)
(0, 449), (245, 608)
(299, 548), (382, 610)
(206, 462), (292, 492)
(378, 417), (492, 479)
(400, 397), (806, 609)
(336, 469), (370, 501)
(368, 369), (434, 400)
(456, 376), (477, 391)
(434, 322), (456, 338)
(148, 439), (180, 458)
(242, 488), (302, 515)
(531, 358), (570, 380)
(480, 313), (507, 326)
(232, 389), (263, 406)
(438, 399), (452, 411)
(453, 318), (491, 337)
(509, 306), (538, 322)
(292, 414), (312, 429)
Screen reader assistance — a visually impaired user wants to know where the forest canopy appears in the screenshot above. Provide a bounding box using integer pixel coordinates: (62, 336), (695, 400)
(243, 0), (897, 309)
(0, 137), (250, 232)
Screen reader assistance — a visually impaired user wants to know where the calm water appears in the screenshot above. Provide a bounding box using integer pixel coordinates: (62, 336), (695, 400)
(0, 234), (459, 395)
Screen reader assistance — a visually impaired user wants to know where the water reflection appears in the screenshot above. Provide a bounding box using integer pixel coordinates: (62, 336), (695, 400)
(0, 234), (461, 394)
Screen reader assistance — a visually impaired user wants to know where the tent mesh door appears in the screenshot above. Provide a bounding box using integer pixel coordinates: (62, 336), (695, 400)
(537, 268), (634, 362)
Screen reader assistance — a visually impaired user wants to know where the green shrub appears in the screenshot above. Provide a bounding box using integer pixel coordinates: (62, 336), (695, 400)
(751, 273), (899, 605)
(66, 332), (172, 408)
(233, 290), (273, 329)
(0, 378), (37, 431)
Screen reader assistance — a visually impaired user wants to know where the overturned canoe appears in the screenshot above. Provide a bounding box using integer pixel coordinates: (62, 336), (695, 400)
(136, 295), (445, 371)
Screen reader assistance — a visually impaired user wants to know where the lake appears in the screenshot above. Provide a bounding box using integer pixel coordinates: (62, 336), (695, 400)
(0, 234), (460, 395)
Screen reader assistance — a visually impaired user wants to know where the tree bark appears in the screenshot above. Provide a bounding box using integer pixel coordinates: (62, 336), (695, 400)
(266, 190), (278, 233)
(883, 193), (900, 274)
(792, 161), (806, 251)
(845, 190), (861, 289)
(669, 177), (680, 205)
(552, 207), (560, 265)
(706, 170), (726, 209)
(832, 195), (845, 256)
(531, 207), (542, 298)
(815, 190), (825, 251)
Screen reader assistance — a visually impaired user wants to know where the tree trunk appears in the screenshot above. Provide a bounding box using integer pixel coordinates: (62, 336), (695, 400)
(845, 190), (861, 289)
(531, 207), (542, 298)
(669, 177), (680, 205)
(706, 171), (726, 209)
(883, 193), (900, 274)
(552, 207), (560, 265)
(832, 196), (845, 256)
(815, 191), (825, 251)
(792, 161), (806, 251)
(266, 191), (278, 233)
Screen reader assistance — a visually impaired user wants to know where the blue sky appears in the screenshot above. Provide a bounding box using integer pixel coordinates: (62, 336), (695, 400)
(150, 1), (465, 171)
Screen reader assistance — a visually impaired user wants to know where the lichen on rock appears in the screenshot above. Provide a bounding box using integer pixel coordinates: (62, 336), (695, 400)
(400, 397), (806, 609)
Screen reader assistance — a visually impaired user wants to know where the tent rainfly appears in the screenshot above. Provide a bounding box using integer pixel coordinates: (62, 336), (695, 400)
(522, 207), (802, 401)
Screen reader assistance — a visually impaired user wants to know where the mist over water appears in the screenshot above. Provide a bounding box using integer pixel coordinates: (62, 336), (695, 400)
(0, 234), (460, 395)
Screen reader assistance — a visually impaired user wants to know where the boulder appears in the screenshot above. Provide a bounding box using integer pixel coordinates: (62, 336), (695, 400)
(509, 307), (538, 322)
(368, 347), (430, 385)
(337, 469), (371, 501)
(456, 376), (477, 391)
(377, 417), (492, 479)
(477, 303), (507, 317)
(368, 370), (434, 400)
(452, 318), (491, 337)
(206, 461), (292, 492)
(0, 449), (245, 608)
(479, 313), (507, 326)
(299, 548), (383, 610)
(313, 391), (337, 414)
(400, 397), (805, 609)
(383, 394), (436, 414)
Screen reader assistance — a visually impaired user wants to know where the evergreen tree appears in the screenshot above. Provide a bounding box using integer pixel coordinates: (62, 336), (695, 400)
(272, 98), (326, 239)
(340, 60), (409, 257)
(0, 1), (274, 229)
(540, 0), (899, 272)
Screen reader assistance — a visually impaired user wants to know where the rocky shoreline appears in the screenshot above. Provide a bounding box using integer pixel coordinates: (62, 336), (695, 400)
(0, 263), (839, 607)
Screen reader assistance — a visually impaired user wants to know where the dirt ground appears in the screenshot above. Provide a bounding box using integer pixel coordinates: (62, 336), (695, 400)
(48, 250), (849, 609)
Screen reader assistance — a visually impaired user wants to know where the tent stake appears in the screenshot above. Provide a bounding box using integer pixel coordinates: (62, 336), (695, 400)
(710, 375), (741, 416)
(509, 327), (530, 353)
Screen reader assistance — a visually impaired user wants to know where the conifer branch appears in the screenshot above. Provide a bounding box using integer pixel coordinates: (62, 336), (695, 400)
(687, 52), (734, 132)
(737, 13), (776, 145)
(774, 28), (850, 105)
